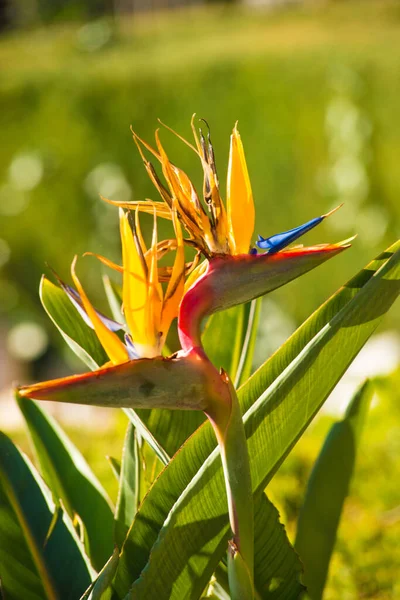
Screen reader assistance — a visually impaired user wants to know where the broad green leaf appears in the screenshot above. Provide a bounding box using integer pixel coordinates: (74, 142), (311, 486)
(0, 432), (93, 600)
(238, 243), (399, 413)
(253, 493), (304, 599)
(40, 276), (108, 369)
(113, 241), (400, 599)
(202, 304), (246, 379)
(81, 547), (119, 600)
(114, 424), (140, 549)
(16, 394), (114, 572)
(295, 380), (373, 600)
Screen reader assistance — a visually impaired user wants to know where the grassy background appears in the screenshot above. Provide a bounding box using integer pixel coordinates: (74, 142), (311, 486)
(2, 1), (400, 359)
(2, 2), (400, 598)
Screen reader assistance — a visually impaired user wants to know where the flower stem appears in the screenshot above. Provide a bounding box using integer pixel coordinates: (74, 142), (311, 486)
(207, 370), (254, 600)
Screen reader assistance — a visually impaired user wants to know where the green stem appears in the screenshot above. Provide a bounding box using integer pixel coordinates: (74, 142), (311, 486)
(208, 371), (254, 600)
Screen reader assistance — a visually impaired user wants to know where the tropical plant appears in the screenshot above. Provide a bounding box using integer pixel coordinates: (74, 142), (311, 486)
(1, 118), (399, 600)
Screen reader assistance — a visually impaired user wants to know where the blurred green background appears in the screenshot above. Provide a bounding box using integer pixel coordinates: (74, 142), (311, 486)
(1, 1), (400, 598)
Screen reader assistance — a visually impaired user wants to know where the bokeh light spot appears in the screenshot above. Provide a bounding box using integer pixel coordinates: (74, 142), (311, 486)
(7, 322), (48, 362)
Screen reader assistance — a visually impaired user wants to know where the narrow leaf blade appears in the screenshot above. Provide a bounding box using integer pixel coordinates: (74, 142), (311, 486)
(114, 423), (140, 548)
(202, 304), (246, 379)
(40, 276), (108, 368)
(253, 493), (305, 599)
(235, 298), (262, 387)
(294, 380), (374, 600)
(16, 394), (114, 571)
(0, 432), (93, 600)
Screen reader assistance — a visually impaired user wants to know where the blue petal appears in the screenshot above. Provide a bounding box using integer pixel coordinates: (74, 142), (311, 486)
(124, 333), (139, 359)
(256, 215), (324, 254)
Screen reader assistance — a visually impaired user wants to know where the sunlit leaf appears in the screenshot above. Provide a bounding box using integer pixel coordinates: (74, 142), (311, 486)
(253, 493), (305, 599)
(235, 298), (261, 387)
(16, 393), (114, 571)
(113, 241), (400, 599)
(80, 547), (119, 600)
(0, 432), (93, 600)
(106, 456), (121, 481)
(295, 380), (373, 600)
(202, 304), (246, 379)
(40, 276), (108, 369)
(114, 423), (140, 549)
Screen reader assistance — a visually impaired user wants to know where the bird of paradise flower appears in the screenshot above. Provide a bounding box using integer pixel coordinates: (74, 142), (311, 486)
(19, 117), (353, 600)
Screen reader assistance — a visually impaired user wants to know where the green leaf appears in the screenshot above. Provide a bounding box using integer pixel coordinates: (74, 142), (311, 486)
(235, 298), (261, 387)
(202, 300), (261, 387)
(16, 393), (114, 572)
(253, 493), (304, 599)
(0, 431), (93, 600)
(123, 408), (171, 465)
(80, 547), (119, 600)
(103, 275), (125, 326)
(294, 380), (373, 600)
(134, 407), (205, 461)
(40, 275), (108, 369)
(106, 456), (121, 481)
(113, 241), (400, 599)
(202, 304), (246, 379)
(201, 580), (230, 600)
(114, 423), (140, 549)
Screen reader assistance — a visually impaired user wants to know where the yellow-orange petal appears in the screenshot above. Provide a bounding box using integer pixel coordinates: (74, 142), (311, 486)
(119, 209), (148, 346)
(101, 197), (173, 220)
(70, 256), (128, 365)
(184, 258), (209, 293)
(227, 124), (255, 254)
(146, 209), (163, 349)
(134, 206), (147, 257)
(83, 252), (123, 273)
(161, 202), (185, 338)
